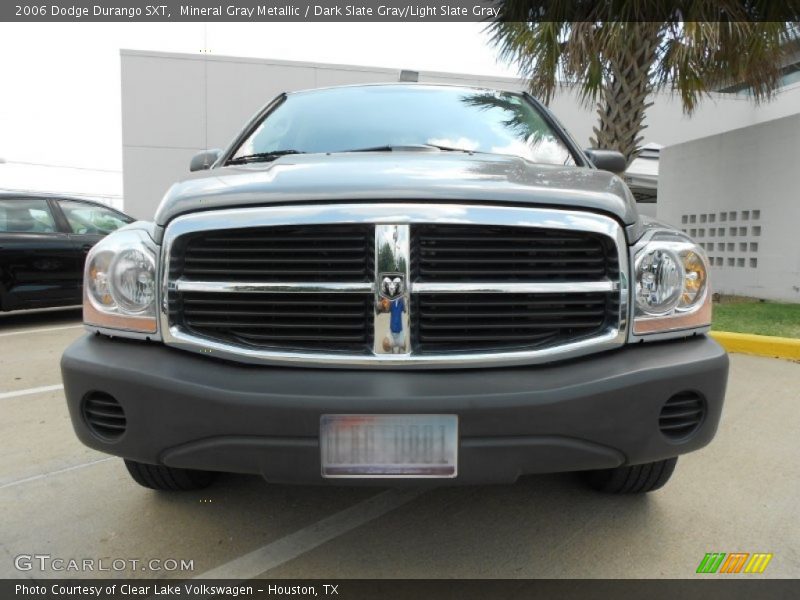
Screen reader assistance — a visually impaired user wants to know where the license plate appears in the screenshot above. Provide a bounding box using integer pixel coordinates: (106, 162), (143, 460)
(320, 414), (458, 478)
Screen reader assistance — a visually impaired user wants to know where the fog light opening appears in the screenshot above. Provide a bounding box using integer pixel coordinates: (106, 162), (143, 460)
(659, 391), (706, 442)
(81, 391), (127, 442)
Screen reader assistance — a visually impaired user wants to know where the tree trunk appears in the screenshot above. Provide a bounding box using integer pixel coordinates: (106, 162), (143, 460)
(590, 24), (662, 167)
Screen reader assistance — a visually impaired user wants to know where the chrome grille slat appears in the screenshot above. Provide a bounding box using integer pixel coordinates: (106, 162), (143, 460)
(160, 203), (629, 368)
(175, 280), (373, 294)
(413, 281), (617, 294)
(182, 268), (368, 276)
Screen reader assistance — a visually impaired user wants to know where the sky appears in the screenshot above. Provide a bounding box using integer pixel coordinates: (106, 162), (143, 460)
(0, 22), (518, 205)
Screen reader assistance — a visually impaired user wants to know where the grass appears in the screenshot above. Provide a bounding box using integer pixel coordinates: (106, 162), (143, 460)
(712, 296), (800, 339)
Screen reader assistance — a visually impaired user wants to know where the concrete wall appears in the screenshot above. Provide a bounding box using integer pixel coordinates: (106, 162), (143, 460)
(658, 113), (800, 302)
(122, 49), (795, 220)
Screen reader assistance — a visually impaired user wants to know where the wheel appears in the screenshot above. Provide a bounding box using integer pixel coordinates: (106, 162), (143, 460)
(124, 459), (217, 491)
(584, 457), (678, 494)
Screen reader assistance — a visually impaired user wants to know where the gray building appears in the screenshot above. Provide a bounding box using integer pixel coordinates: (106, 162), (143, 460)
(659, 114), (800, 302)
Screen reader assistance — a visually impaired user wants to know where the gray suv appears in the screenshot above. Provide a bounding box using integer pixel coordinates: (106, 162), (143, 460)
(61, 84), (728, 494)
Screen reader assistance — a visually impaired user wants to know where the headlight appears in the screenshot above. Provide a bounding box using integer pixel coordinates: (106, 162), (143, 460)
(84, 228), (158, 334)
(635, 248), (683, 315)
(633, 233), (711, 335)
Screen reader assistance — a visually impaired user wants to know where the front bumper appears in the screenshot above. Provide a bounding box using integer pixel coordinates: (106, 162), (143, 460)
(61, 334), (728, 485)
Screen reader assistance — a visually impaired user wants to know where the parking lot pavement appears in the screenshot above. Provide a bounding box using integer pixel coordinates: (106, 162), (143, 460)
(1, 310), (798, 579)
(0, 308), (83, 393)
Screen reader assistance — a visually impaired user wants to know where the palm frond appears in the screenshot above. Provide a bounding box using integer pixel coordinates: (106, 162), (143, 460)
(491, 1), (793, 113)
(489, 1), (795, 162)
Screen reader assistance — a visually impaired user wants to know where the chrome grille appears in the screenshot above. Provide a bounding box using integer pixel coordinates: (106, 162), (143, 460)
(161, 204), (628, 368)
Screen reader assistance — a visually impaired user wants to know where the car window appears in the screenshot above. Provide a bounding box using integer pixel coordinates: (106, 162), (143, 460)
(0, 199), (58, 233)
(58, 200), (131, 235)
(232, 86), (577, 166)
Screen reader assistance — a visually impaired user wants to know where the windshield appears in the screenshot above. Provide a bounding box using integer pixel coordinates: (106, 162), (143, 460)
(230, 86), (577, 166)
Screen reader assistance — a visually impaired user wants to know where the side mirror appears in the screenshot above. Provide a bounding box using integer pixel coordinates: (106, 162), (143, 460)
(189, 149), (222, 172)
(584, 149), (627, 174)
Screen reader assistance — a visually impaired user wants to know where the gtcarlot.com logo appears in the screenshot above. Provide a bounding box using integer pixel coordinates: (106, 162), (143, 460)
(14, 554), (194, 573)
(697, 552), (773, 574)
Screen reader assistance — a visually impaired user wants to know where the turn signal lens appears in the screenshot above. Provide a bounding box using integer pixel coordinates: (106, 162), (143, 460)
(88, 250), (115, 308)
(679, 250), (707, 310)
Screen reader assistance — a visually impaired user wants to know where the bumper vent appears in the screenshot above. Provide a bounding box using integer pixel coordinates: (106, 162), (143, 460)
(412, 224), (618, 282)
(82, 392), (126, 441)
(659, 391), (705, 441)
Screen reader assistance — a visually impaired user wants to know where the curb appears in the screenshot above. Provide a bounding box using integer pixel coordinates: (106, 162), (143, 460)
(710, 331), (800, 360)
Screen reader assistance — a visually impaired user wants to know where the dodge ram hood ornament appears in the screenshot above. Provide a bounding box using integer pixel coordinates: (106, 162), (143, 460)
(380, 274), (404, 300)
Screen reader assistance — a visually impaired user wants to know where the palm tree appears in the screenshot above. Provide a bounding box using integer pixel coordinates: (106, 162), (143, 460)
(490, 2), (798, 166)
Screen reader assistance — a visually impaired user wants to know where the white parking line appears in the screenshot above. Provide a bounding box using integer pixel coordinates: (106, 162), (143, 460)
(0, 457), (115, 491)
(0, 384), (64, 400)
(0, 324), (83, 337)
(195, 488), (424, 579)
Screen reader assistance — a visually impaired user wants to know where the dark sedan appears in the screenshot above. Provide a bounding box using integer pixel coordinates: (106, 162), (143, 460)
(0, 193), (133, 312)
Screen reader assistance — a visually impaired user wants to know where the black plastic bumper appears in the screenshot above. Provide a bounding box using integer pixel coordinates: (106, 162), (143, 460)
(61, 334), (728, 485)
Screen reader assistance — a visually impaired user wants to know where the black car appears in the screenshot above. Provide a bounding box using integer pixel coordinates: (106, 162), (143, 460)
(0, 192), (133, 311)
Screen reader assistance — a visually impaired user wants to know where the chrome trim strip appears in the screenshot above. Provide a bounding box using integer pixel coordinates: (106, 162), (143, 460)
(161, 203), (622, 238)
(160, 203), (630, 369)
(164, 327), (623, 369)
(412, 281), (618, 294)
(175, 280), (374, 294)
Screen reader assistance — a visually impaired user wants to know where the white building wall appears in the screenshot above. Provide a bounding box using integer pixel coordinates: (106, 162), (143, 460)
(657, 113), (800, 302)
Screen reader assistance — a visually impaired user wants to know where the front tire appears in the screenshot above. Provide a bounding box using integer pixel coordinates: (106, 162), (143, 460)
(584, 458), (678, 494)
(124, 459), (217, 491)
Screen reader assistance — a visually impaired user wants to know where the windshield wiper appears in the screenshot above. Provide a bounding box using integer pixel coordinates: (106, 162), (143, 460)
(228, 145), (485, 164)
(338, 144), (479, 154)
(227, 150), (306, 165)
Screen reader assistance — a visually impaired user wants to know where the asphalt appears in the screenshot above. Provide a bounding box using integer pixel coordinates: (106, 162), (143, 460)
(1, 308), (798, 580)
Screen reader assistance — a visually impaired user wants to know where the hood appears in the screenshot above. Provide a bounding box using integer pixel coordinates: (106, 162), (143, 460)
(154, 152), (638, 227)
